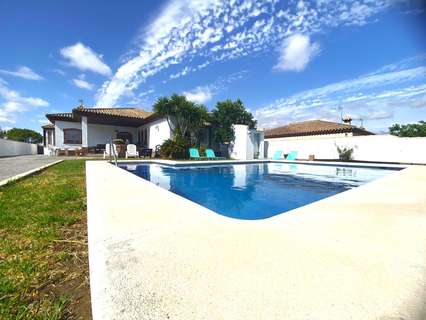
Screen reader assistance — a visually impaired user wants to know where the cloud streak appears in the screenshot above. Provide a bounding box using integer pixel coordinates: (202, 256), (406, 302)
(183, 86), (213, 103)
(0, 66), (43, 80)
(72, 78), (94, 90)
(182, 70), (248, 104)
(96, 0), (395, 106)
(253, 59), (426, 131)
(0, 79), (49, 124)
(71, 74), (95, 90)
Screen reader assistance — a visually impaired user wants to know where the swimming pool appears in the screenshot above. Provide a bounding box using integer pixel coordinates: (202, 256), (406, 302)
(120, 162), (399, 219)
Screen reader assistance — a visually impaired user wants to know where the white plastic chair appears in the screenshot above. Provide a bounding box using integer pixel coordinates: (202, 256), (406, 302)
(103, 143), (118, 159)
(125, 144), (139, 158)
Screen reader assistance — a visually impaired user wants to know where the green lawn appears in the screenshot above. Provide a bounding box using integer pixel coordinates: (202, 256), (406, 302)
(0, 160), (90, 319)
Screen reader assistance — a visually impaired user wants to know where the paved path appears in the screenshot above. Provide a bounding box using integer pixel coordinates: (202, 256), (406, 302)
(0, 155), (62, 185)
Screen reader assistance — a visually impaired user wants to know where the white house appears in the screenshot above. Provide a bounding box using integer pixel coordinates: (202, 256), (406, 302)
(42, 105), (172, 154)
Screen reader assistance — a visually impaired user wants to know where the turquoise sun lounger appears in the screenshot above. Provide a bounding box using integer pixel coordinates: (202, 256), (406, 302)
(189, 148), (207, 160)
(272, 150), (283, 160)
(205, 149), (225, 160)
(286, 151), (298, 160)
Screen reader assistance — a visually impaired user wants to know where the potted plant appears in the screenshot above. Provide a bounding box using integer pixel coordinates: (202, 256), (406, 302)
(336, 145), (354, 161)
(113, 139), (126, 157)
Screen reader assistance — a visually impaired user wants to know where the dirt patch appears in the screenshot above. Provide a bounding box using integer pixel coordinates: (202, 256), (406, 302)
(40, 217), (92, 319)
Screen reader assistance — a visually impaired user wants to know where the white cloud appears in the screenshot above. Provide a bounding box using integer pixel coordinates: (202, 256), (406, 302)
(96, 0), (395, 106)
(253, 59), (426, 131)
(0, 66), (43, 80)
(138, 89), (155, 97)
(274, 34), (320, 72)
(60, 42), (112, 76)
(0, 79), (49, 124)
(183, 86), (213, 103)
(72, 75), (94, 90)
(181, 70), (248, 104)
(52, 68), (66, 76)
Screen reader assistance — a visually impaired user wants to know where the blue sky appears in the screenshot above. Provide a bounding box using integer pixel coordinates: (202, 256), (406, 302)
(0, 0), (425, 133)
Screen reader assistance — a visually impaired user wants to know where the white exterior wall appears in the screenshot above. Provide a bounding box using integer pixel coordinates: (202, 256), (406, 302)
(54, 120), (82, 148)
(138, 118), (171, 149)
(266, 134), (426, 164)
(230, 125), (249, 160)
(0, 138), (38, 157)
(87, 123), (138, 146)
(54, 120), (139, 147)
(230, 125), (265, 160)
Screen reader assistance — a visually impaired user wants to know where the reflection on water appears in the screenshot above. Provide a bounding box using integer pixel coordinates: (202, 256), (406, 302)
(120, 162), (397, 220)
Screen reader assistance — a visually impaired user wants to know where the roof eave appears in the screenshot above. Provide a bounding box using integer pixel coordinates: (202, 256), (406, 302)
(265, 128), (372, 139)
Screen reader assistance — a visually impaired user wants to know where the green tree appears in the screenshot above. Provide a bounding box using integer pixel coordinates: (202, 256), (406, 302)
(0, 128), (5, 139)
(153, 94), (208, 144)
(4, 128), (43, 143)
(211, 99), (256, 144)
(389, 121), (426, 137)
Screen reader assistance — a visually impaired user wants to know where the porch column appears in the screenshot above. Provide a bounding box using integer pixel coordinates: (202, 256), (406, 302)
(81, 116), (88, 153)
(43, 129), (46, 147)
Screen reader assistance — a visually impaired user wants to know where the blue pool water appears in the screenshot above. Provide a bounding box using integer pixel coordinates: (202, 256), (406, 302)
(120, 162), (399, 220)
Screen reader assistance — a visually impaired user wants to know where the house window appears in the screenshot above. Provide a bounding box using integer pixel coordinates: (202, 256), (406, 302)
(63, 129), (82, 144)
(47, 131), (53, 145)
(139, 128), (148, 146)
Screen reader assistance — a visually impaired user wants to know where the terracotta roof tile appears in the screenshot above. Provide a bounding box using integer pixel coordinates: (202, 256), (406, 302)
(45, 112), (76, 122)
(73, 107), (153, 119)
(264, 120), (373, 138)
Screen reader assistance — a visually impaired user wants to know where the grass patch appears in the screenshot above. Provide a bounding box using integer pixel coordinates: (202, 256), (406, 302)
(0, 160), (90, 319)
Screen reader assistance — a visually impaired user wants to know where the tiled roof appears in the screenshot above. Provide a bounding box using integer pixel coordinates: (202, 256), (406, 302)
(264, 120), (373, 138)
(73, 106), (153, 119)
(45, 112), (76, 122)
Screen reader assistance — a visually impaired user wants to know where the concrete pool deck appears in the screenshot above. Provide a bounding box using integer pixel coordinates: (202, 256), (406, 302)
(86, 161), (426, 320)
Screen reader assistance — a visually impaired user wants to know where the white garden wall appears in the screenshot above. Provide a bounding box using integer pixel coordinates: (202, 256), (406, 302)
(0, 138), (38, 157)
(266, 134), (426, 164)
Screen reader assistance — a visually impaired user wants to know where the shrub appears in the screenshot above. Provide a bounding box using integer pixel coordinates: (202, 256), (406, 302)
(336, 145), (354, 161)
(198, 144), (207, 157)
(389, 121), (426, 137)
(112, 138), (125, 145)
(159, 138), (189, 159)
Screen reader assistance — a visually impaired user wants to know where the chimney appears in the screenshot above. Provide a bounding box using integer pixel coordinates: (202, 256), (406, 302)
(342, 115), (352, 125)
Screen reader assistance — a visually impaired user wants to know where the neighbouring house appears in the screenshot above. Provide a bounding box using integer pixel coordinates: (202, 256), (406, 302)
(264, 119), (373, 140)
(42, 105), (172, 154)
(264, 119), (375, 160)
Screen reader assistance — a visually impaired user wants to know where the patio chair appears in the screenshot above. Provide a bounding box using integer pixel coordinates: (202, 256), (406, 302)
(189, 148), (206, 160)
(140, 148), (153, 158)
(103, 143), (118, 159)
(95, 144), (106, 154)
(286, 151), (298, 161)
(205, 149), (225, 160)
(272, 150), (283, 160)
(125, 144), (139, 158)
